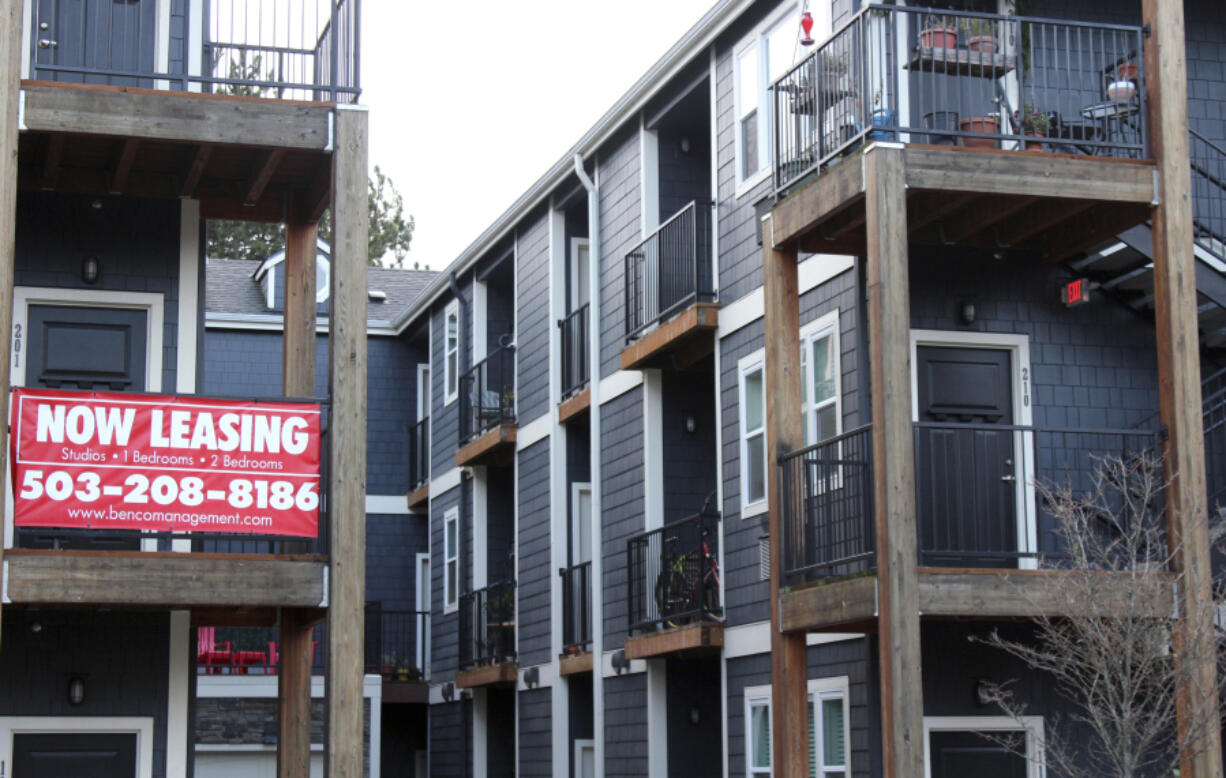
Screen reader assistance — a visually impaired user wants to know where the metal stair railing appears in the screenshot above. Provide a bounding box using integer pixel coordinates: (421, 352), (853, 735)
(1191, 129), (1226, 261)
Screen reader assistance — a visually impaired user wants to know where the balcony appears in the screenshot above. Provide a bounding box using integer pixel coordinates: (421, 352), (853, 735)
(27, 0), (359, 102)
(620, 201), (718, 371)
(406, 417), (429, 510)
(776, 422), (1171, 632)
(456, 580), (517, 688)
(456, 345), (517, 467)
(559, 561), (593, 674)
(558, 304), (591, 423)
(625, 510), (723, 659)
(768, 7), (1156, 263)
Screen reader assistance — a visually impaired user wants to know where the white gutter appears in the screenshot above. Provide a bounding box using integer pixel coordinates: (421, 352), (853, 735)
(390, 0), (755, 334)
(574, 152), (606, 778)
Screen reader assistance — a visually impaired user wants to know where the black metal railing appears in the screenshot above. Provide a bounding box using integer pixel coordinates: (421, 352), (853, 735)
(772, 6), (1147, 194)
(408, 417), (429, 491)
(560, 561), (592, 654)
(559, 304), (590, 399)
(914, 422), (1161, 567)
(459, 580), (517, 670)
(365, 607), (430, 680)
(1191, 129), (1226, 254)
(778, 425), (875, 587)
(778, 422), (1163, 582)
(624, 201), (715, 343)
(1204, 381), (1226, 511)
(627, 510), (721, 634)
(28, 0), (360, 102)
(458, 345), (516, 445)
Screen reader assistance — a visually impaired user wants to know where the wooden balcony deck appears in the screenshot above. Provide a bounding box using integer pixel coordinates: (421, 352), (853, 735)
(455, 423), (516, 467)
(778, 567), (1176, 633)
(455, 661), (518, 689)
(624, 621), (724, 660)
(770, 144), (1157, 264)
(3, 549), (328, 610)
(619, 302), (719, 371)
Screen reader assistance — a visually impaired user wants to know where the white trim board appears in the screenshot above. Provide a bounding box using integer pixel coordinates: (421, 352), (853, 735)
(366, 494), (419, 515)
(196, 674), (382, 698)
(0, 716), (155, 778)
(516, 662), (558, 692)
(909, 329), (1037, 567)
(718, 254), (856, 338)
(167, 610), (191, 778)
(722, 620), (863, 659)
(923, 715), (1046, 778)
(203, 313), (398, 337)
(599, 369), (643, 404)
(177, 200), (201, 394)
(516, 413), (551, 450)
(431, 467), (462, 499)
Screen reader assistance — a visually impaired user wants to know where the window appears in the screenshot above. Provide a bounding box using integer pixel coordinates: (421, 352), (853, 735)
(444, 507), (459, 613)
(744, 678), (851, 778)
(734, 5), (802, 191)
(444, 300), (460, 405)
(800, 311), (841, 448)
(739, 350), (768, 516)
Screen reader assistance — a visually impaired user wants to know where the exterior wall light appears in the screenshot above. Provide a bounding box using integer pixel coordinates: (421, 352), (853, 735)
(68, 675), (86, 706)
(81, 255), (100, 284)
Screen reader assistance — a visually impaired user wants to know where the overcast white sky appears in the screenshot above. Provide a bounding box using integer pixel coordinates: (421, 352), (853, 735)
(360, 0), (717, 270)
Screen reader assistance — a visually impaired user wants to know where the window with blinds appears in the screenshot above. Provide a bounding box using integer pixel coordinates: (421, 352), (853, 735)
(744, 678), (849, 777)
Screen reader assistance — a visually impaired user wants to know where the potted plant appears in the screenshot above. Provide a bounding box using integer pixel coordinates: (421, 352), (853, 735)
(960, 115), (1000, 149)
(919, 14), (957, 49)
(959, 17), (998, 54)
(922, 110), (960, 146)
(1017, 105), (1050, 150)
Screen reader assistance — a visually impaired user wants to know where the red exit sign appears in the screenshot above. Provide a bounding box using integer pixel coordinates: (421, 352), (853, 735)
(1062, 278), (1091, 307)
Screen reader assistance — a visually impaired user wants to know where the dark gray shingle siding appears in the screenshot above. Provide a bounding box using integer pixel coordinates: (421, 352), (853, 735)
(517, 440), (553, 666)
(604, 673), (648, 778)
(600, 386), (645, 651)
(518, 687), (553, 777)
(430, 483), (465, 681)
(517, 211), (552, 423)
(597, 129), (642, 379)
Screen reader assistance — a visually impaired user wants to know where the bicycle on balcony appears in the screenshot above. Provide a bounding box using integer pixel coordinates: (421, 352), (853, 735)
(653, 495), (721, 628)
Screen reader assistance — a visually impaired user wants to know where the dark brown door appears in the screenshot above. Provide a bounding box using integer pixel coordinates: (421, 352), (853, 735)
(915, 345), (1018, 568)
(13, 732), (137, 778)
(929, 730), (1027, 778)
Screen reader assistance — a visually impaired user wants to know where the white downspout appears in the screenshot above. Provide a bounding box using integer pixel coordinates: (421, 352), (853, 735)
(573, 152), (604, 778)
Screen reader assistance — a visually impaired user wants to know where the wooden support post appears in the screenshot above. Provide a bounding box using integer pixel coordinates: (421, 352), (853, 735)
(1142, 2), (1223, 776)
(864, 146), (924, 778)
(277, 194), (319, 778)
(762, 214), (810, 778)
(326, 105), (369, 778)
(276, 609), (315, 778)
(0, 0), (24, 650)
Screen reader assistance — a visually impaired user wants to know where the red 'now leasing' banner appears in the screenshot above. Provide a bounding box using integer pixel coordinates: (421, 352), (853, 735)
(10, 388), (322, 538)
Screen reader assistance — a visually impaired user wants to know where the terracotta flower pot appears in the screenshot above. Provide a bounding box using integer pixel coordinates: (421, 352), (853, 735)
(967, 35), (999, 54)
(1118, 63), (1139, 80)
(920, 26), (958, 49)
(1023, 130), (1047, 151)
(960, 116), (999, 149)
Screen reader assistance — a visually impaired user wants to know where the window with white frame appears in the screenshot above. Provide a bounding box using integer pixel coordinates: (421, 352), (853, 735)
(739, 350), (768, 515)
(444, 300), (460, 405)
(444, 507), (459, 613)
(744, 677), (851, 778)
(800, 311), (841, 448)
(734, 4), (803, 190)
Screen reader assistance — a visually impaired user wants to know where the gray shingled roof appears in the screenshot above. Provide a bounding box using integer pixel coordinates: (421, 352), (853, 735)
(205, 257), (436, 326)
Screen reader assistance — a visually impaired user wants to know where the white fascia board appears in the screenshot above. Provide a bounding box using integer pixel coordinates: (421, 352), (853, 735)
(516, 413), (551, 450)
(204, 312), (398, 337)
(598, 370), (644, 403)
(717, 254), (856, 338)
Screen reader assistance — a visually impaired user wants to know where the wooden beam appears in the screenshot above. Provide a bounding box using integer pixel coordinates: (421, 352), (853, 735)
(864, 145), (924, 778)
(455, 662), (518, 689)
(296, 161), (333, 223)
(245, 149), (286, 207)
(279, 191), (318, 778)
(770, 154), (865, 247)
(938, 195), (1035, 244)
(109, 138), (140, 194)
(903, 146), (1157, 203)
(40, 134), (64, 190)
(779, 575), (878, 632)
(762, 215), (810, 778)
(908, 191), (975, 234)
(1032, 204), (1151, 264)
(916, 569), (1174, 618)
(623, 622), (723, 660)
(454, 424), (517, 467)
(1143, 0), (1223, 774)
(326, 105), (369, 778)
(199, 195), (285, 223)
(277, 607), (315, 778)
(559, 651), (594, 676)
(0, 0), (21, 655)
(994, 199), (1095, 247)
(3, 551), (326, 607)
(20, 82), (333, 150)
(180, 144), (212, 198)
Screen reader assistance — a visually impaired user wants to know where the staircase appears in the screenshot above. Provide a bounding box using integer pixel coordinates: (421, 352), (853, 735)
(1068, 129), (1226, 350)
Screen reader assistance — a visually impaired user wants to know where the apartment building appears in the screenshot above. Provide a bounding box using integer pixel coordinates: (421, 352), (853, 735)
(395, 1), (1226, 777)
(0, 0), (370, 775)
